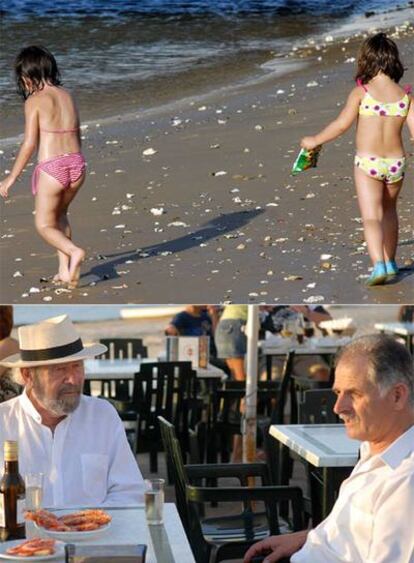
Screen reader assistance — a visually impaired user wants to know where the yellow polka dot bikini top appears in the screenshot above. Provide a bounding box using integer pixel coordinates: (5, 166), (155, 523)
(357, 79), (411, 117)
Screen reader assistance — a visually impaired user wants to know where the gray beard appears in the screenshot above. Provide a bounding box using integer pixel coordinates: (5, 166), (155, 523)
(32, 381), (82, 416)
(40, 394), (81, 416)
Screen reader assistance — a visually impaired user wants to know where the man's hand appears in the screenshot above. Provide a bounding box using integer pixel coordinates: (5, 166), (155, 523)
(0, 175), (15, 198)
(244, 531), (308, 563)
(300, 136), (319, 150)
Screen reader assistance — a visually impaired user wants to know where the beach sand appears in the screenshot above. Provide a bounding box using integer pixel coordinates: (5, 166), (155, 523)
(1, 26), (413, 304)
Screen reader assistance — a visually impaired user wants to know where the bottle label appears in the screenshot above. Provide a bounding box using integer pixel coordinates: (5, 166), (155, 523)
(0, 494), (5, 527)
(17, 498), (25, 525)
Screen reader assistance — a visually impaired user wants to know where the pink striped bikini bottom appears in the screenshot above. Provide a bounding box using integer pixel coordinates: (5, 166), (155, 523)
(32, 152), (86, 196)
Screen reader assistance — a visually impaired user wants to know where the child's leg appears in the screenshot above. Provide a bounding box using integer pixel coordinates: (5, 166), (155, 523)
(354, 167), (385, 265)
(54, 211), (71, 282)
(61, 174), (86, 285)
(382, 179), (403, 262)
(34, 171), (84, 283)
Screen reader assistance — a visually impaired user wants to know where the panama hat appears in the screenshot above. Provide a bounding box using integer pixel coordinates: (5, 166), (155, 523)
(0, 315), (107, 368)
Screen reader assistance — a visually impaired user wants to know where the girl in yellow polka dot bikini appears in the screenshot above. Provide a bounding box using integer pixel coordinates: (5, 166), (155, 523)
(301, 32), (414, 287)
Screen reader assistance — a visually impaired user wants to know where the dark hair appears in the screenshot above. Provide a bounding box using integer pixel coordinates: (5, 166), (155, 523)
(0, 306), (14, 340)
(355, 32), (404, 84)
(15, 45), (61, 100)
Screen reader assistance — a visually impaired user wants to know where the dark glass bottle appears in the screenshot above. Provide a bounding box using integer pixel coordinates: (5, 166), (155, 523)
(0, 441), (26, 541)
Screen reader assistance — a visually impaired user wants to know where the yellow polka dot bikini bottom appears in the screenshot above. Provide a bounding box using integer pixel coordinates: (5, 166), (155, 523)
(354, 155), (406, 184)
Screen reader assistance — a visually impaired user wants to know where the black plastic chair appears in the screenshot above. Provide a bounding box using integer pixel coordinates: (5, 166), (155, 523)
(297, 389), (341, 525)
(121, 362), (199, 472)
(298, 389), (339, 424)
(99, 338), (148, 360)
(159, 416), (304, 563)
(263, 351), (296, 486)
(208, 380), (281, 463)
(97, 338), (148, 401)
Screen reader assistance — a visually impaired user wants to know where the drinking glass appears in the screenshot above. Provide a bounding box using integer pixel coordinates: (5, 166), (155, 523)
(145, 479), (165, 525)
(25, 473), (44, 538)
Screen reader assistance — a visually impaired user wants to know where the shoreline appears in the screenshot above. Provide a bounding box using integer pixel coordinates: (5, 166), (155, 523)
(1, 7), (413, 142)
(0, 24), (413, 305)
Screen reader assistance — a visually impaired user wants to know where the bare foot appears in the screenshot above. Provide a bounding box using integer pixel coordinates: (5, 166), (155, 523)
(53, 269), (69, 285)
(68, 247), (86, 288)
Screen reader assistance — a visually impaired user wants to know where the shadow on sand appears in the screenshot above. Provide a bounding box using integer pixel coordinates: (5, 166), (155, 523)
(82, 209), (264, 285)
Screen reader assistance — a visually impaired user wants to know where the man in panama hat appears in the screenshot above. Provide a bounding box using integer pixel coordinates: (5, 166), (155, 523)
(0, 315), (144, 507)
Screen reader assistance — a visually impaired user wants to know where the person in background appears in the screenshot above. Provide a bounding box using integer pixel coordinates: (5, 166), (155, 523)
(165, 305), (229, 374)
(260, 306), (332, 382)
(215, 305), (248, 382)
(260, 305), (331, 335)
(215, 305), (248, 462)
(0, 306), (21, 403)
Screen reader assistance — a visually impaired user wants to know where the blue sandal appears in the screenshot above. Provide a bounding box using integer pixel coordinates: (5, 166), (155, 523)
(366, 261), (387, 287)
(385, 260), (399, 279)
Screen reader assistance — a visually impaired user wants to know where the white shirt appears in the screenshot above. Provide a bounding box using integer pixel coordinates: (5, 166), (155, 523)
(0, 391), (145, 508)
(292, 424), (414, 563)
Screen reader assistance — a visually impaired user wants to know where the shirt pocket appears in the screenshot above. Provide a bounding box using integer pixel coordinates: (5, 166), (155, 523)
(81, 454), (109, 504)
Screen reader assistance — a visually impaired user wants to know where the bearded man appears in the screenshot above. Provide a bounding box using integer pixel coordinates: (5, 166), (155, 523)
(0, 315), (144, 508)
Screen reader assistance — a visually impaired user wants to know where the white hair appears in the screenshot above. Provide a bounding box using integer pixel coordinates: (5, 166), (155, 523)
(337, 334), (414, 406)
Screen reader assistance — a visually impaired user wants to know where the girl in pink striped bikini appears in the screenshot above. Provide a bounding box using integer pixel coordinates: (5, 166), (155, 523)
(0, 46), (86, 288)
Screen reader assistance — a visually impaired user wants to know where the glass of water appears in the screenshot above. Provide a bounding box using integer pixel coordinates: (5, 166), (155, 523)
(145, 478), (165, 525)
(25, 473), (44, 538)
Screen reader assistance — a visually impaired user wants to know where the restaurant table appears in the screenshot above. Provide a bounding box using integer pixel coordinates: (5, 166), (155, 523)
(374, 322), (414, 354)
(260, 336), (351, 381)
(84, 359), (226, 397)
(269, 424), (359, 524)
(85, 359), (225, 381)
(32, 504), (195, 562)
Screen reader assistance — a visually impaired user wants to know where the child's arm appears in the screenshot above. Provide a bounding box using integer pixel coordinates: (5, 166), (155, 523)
(406, 96), (414, 143)
(301, 87), (362, 150)
(0, 97), (39, 198)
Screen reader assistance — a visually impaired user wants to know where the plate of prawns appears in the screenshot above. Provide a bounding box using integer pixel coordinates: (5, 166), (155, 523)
(25, 509), (112, 540)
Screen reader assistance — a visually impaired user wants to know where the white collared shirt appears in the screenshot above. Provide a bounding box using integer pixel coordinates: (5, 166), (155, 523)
(292, 424), (414, 562)
(0, 391), (145, 508)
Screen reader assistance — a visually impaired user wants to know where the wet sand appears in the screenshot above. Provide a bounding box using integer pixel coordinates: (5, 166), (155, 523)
(1, 27), (413, 304)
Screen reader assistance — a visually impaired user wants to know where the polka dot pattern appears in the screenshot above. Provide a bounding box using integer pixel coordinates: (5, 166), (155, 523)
(354, 155), (406, 184)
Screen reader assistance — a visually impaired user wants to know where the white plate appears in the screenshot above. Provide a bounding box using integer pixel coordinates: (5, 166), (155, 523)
(0, 539), (65, 561)
(35, 521), (111, 541)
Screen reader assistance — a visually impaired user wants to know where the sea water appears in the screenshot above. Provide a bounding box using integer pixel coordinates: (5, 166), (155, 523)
(1, 0), (412, 138)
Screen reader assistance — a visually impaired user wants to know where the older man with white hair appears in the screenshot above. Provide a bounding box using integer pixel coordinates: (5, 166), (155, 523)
(0, 315), (145, 508)
(245, 334), (414, 563)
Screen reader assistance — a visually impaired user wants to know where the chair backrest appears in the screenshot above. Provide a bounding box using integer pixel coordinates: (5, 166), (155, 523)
(298, 389), (339, 424)
(158, 417), (191, 524)
(134, 362), (198, 451)
(133, 361), (194, 415)
(265, 351), (296, 485)
(100, 338), (148, 360)
(272, 350), (296, 425)
(158, 416), (213, 563)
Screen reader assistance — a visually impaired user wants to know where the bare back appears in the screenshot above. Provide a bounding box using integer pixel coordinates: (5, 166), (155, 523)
(30, 84), (82, 161)
(355, 77), (409, 157)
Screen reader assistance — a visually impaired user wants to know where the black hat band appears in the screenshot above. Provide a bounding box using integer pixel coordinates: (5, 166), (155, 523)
(20, 338), (84, 362)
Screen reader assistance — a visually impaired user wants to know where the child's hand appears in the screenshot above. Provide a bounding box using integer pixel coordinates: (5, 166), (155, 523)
(300, 136), (319, 150)
(0, 175), (15, 198)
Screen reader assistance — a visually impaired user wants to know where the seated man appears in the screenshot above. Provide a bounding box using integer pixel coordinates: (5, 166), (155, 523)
(245, 334), (414, 563)
(0, 315), (145, 508)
